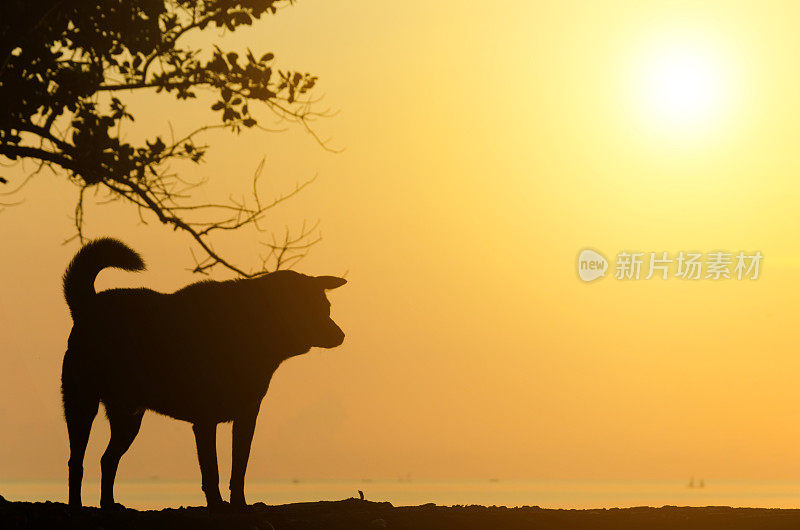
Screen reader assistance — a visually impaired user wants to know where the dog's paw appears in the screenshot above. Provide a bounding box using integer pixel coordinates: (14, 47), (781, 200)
(100, 501), (127, 512)
(230, 495), (250, 513)
(207, 500), (234, 515)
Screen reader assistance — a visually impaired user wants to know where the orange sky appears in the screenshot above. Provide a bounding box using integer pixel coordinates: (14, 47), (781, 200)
(3, 0), (800, 483)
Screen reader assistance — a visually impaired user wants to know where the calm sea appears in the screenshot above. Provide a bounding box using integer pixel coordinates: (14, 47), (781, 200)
(3, 479), (800, 510)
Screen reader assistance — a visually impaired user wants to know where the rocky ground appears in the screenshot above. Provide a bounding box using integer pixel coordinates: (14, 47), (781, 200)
(4, 494), (800, 529)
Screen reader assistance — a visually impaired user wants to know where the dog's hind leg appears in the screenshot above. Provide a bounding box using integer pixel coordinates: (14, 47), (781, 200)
(62, 352), (99, 508)
(100, 406), (144, 510)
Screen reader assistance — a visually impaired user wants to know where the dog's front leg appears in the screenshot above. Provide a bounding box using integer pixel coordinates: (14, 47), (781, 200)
(192, 422), (225, 511)
(230, 404), (260, 510)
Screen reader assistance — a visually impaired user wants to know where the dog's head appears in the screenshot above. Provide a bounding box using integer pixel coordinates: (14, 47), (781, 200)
(261, 270), (346, 353)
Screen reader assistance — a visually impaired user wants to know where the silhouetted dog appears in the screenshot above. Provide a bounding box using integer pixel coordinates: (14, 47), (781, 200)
(61, 238), (346, 511)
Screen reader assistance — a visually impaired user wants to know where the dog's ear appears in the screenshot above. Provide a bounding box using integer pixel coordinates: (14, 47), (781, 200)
(315, 275), (347, 290)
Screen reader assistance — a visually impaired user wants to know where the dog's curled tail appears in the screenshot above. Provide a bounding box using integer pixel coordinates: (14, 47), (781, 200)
(63, 238), (145, 320)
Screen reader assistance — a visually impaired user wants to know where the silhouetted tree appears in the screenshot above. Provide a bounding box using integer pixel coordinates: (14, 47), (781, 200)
(0, 0), (331, 275)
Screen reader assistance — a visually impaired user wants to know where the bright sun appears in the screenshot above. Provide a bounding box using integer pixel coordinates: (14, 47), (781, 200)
(634, 39), (731, 134)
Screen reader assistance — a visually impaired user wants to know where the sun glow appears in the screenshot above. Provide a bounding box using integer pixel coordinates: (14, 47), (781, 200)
(633, 37), (733, 135)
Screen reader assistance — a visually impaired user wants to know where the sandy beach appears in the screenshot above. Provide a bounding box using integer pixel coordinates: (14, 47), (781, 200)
(5, 495), (800, 529)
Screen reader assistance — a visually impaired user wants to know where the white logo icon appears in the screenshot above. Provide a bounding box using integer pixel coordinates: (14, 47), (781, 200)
(577, 249), (608, 282)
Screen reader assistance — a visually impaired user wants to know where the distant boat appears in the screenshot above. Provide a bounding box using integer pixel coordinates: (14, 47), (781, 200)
(688, 477), (706, 489)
